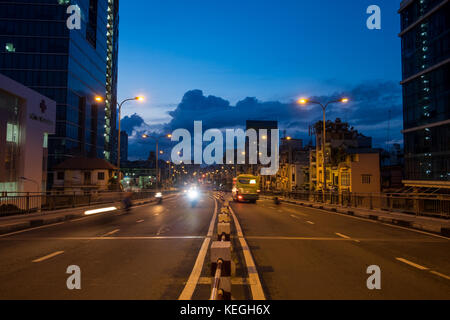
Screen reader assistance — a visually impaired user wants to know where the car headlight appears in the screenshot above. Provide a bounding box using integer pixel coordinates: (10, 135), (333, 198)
(188, 190), (199, 200)
(155, 192), (162, 198)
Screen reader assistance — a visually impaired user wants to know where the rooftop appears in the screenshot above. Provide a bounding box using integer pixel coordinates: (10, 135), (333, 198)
(53, 158), (118, 170)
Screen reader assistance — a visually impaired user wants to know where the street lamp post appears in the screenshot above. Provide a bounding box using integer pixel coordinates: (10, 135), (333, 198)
(117, 97), (144, 188)
(142, 134), (172, 189)
(298, 98), (349, 200)
(95, 95), (144, 190)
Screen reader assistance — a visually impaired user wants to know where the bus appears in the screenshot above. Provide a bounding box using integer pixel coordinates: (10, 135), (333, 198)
(232, 174), (260, 203)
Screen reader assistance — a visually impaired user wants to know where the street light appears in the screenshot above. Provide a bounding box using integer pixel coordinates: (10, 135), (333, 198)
(298, 97), (349, 197)
(142, 133), (172, 189)
(116, 96), (145, 188)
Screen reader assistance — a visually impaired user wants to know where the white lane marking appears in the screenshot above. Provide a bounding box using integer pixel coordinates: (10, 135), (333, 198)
(306, 221), (315, 225)
(283, 202), (450, 241)
(229, 206), (266, 300)
(102, 229), (120, 237)
(396, 258), (429, 270)
(335, 232), (351, 239)
(290, 214), (300, 220)
(335, 232), (360, 242)
(430, 271), (450, 281)
(32, 251), (64, 263)
(136, 220), (144, 223)
(179, 197), (217, 300)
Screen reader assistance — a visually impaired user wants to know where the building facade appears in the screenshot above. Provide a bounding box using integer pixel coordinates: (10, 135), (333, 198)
(399, 0), (450, 189)
(0, 0), (119, 175)
(309, 118), (373, 191)
(52, 157), (118, 193)
(0, 73), (56, 193)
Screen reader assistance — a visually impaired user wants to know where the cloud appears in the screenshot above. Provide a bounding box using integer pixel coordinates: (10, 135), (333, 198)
(123, 81), (403, 160)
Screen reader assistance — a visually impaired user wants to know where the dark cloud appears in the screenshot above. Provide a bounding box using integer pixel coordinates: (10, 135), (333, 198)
(123, 81), (403, 160)
(121, 113), (144, 135)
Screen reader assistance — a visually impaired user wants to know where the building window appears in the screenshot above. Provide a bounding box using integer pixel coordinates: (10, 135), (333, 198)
(98, 172), (105, 180)
(57, 172), (64, 180)
(6, 123), (19, 143)
(43, 133), (48, 148)
(362, 174), (372, 184)
(5, 43), (15, 52)
(341, 173), (350, 186)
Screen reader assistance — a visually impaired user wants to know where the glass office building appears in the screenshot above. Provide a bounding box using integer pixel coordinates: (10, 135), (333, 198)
(0, 0), (119, 179)
(399, 0), (450, 188)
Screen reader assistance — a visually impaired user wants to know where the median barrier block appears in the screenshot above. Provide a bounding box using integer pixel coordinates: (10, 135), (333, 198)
(217, 222), (231, 241)
(218, 213), (231, 223)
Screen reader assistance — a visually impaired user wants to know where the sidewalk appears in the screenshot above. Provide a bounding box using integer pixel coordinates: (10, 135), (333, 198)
(262, 196), (450, 237)
(0, 196), (162, 236)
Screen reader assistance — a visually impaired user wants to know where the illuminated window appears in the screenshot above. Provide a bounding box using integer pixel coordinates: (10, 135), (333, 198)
(5, 43), (15, 52)
(43, 133), (48, 148)
(6, 123), (19, 143)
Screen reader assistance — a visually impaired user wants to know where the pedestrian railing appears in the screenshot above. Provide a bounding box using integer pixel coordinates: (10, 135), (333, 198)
(262, 191), (450, 219)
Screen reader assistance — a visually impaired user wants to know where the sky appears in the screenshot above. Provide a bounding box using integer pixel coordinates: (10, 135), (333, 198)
(117, 0), (403, 160)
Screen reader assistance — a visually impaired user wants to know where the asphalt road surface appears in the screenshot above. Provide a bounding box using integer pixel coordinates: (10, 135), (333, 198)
(231, 198), (450, 299)
(0, 194), (215, 299)
(0, 193), (449, 300)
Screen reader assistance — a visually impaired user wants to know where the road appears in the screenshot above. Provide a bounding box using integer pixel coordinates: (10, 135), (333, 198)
(231, 198), (450, 299)
(0, 194), (216, 299)
(0, 193), (449, 300)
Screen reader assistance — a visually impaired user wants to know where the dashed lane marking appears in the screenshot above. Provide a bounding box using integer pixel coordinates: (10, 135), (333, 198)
(101, 229), (120, 237)
(430, 271), (450, 281)
(32, 251), (64, 263)
(396, 258), (429, 270)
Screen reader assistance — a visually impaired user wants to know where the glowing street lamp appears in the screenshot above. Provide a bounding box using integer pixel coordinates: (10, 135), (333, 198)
(298, 97), (349, 195)
(116, 96), (145, 187)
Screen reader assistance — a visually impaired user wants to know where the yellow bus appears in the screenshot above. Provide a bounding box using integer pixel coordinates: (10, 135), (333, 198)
(232, 174), (260, 203)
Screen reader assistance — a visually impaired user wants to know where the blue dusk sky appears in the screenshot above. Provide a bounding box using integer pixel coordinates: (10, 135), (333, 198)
(116, 0), (403, 160)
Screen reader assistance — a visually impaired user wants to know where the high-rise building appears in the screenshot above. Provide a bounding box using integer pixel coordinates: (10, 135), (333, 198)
(0, 1), (119, 176)
(399, 0), (450, 189)
(120, 130), (128, 163)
